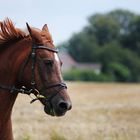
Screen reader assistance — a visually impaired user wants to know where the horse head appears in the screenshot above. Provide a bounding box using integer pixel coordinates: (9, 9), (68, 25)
(17, 23), (72, 116)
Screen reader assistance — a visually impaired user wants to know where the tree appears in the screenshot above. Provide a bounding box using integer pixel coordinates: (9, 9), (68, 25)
(58, 9), (140, 82)
(106, 63), (131, 82)
(88, 14), (120, 45)
(121, 16), (140, 55)
(108, 9), (135, 35)
(68, 31), (99, 62)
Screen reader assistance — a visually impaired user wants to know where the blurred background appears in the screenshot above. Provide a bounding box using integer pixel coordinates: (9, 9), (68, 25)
(1, 0), (140, 140)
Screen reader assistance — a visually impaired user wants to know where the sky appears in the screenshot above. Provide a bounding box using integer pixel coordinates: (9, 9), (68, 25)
(0, 0), (139, 44)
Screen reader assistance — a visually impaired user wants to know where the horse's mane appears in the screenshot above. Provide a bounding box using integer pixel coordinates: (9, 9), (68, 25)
(0, 18), (54, 51)
(0, 18), (26, 50)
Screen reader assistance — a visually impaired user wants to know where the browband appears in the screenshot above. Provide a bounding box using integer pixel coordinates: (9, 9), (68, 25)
(33, 45), (58, 53)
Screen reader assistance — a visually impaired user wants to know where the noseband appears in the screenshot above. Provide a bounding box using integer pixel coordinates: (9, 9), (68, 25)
(0, 44), (67, 103)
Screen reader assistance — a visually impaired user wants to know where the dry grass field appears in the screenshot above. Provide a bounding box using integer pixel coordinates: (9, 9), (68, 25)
(12, 82), (140, 140)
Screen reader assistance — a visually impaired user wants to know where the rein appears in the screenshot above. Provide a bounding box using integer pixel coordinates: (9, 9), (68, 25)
(0, 45), (67, 103)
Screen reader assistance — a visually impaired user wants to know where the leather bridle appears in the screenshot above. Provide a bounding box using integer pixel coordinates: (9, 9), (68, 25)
(0, 44), (67, 103)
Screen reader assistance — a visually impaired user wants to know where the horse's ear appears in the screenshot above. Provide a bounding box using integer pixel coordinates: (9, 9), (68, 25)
(42, 24), (53, 44)
(42, 24), (49, 32)
(26, 23), (33, 37)
(26, 23), (42, 44)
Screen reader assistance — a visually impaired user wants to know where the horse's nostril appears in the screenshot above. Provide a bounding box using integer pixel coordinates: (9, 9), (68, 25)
(58, 101), (72, 111)
(58, 101), (68, 110)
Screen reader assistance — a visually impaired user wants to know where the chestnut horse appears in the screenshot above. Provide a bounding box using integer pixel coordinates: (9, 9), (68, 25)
(0, 19), (72, 140)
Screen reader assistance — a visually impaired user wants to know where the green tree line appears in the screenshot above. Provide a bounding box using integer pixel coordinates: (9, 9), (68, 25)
(59, 9), (140, 82)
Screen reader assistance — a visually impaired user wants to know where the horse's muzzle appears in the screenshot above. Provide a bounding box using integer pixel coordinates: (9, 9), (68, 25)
(44, 92), (72, 116)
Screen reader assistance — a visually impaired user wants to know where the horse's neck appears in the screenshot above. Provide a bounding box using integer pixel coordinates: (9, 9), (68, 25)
(0, 91), (17, 140)
(0, 47), (19, 140)
(0, 40), (30, 140)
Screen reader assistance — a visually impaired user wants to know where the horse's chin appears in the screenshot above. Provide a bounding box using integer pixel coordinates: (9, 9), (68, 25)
(44, 105), (66, 117)
(42, 91), (72, 117)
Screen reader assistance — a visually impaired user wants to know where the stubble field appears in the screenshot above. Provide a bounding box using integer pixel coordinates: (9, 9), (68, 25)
(12, 82), (140, 140)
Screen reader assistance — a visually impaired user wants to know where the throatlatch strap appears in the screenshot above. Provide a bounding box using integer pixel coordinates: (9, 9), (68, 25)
(0, 85), (31, 95)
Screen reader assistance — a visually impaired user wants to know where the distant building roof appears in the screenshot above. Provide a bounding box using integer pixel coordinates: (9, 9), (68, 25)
(77, 63), (101, 70)
(76, 63), (102, 74)
(59, 51), (76, 71)
(59, 51), (101, 73)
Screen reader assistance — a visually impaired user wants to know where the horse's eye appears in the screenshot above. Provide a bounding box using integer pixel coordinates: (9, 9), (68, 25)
(44, 59), (54, 66)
